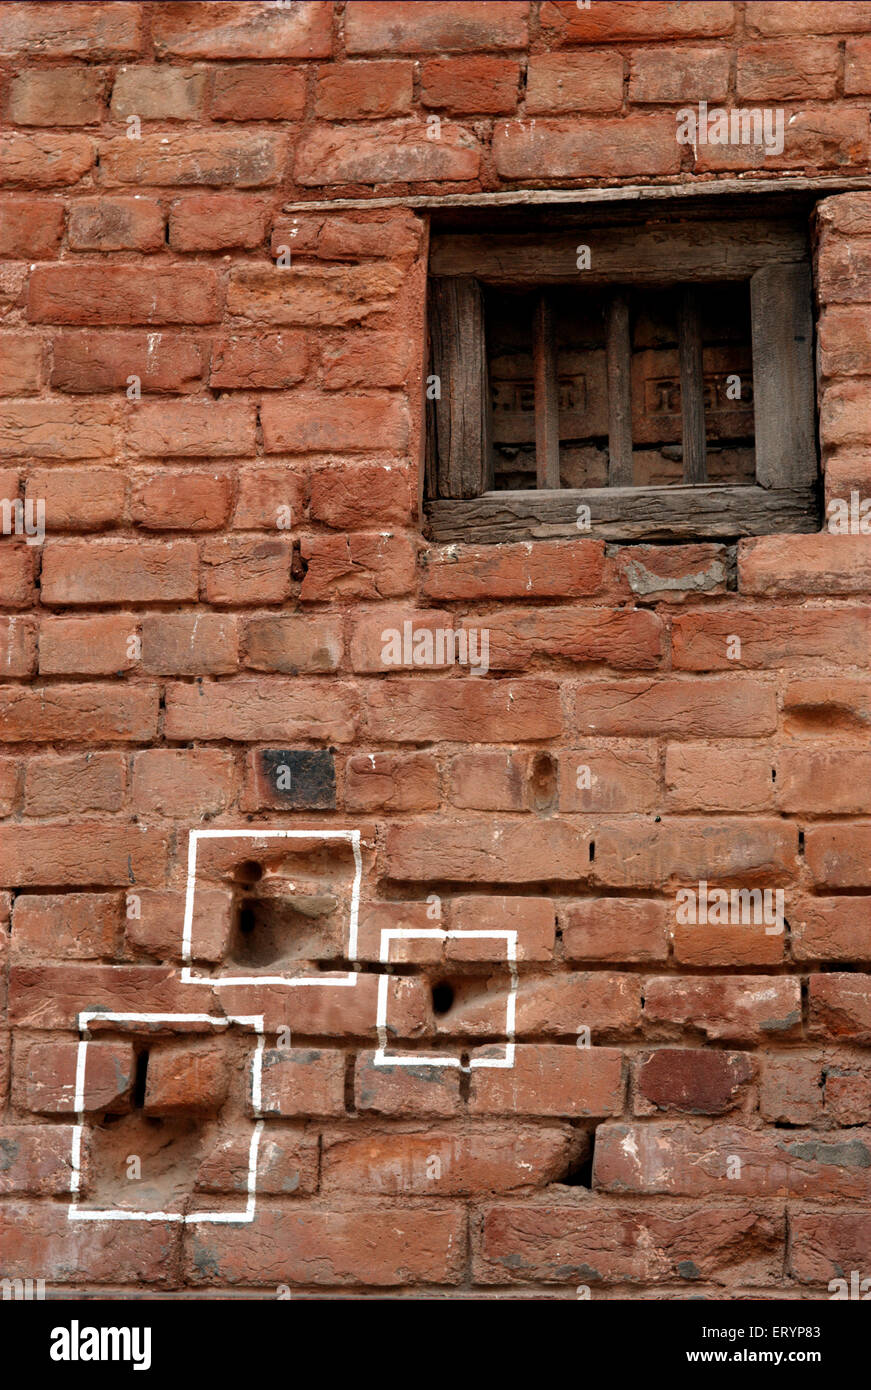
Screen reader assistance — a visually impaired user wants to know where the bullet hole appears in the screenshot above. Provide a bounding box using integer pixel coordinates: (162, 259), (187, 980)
(557, 1130), (594, 1188)
(132, 1051), (149, 1110)
(771, 767), (777, 782)
(528, 751), (558, 814)
(236, 860), (263, 884)
(431, 981), (455, 1016)
(798, 830), (805, 853)
(238, 903), (256, 936)
(588, 841), (596, 862)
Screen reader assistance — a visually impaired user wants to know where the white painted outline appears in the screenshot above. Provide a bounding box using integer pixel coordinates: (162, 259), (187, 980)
(181, 828), (362, 988)
(68, 1011), (265, 1225)
(374, 928), (518, 1071)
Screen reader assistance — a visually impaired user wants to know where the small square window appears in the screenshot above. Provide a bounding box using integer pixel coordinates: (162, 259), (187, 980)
(426, 208), (819, 544)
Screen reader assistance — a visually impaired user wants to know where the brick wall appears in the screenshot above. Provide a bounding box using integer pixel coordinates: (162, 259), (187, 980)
(0, 1), (870, 1299)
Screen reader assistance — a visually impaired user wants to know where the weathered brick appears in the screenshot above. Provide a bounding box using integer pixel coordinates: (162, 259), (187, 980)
(165, 679), (356, 742)
(24, 753), (125, 817)
(644, 976), (802, 1043)
(243, 615), (341, 674)
(52, 331), (206, 392)
(0, 4), (144, 58)
(210, 64), (306, 120)
(201, 536), (293, 605)
(0, 133), (94, 186)
(153, 2), (333, 59)
(28, 265), (221, 325)
(141, 612), (238, 676)
(17, 1039), (133, 1114)
(100, 132), (287, 187)
(563, 899), (668, 963)
(493, 116), (680, 180)
(470, 1045), (624, 1117)
(132, 750), (235, 818)
(0, 198), (65, 257)
(169, 194), (270, 251)
(421, 57), (520, 114)
(41, 540), (199, 604)
(111, 64), (207, 120)
(346, 2), (529, 53)
(636, 1050), (755, 1117)
(0, 684), (157, 743)
(260, 1048), (345, 1118)
(295, 122), (480, 185)
(526, 52), (624, 113)
(7, 66), (107, 125)
(11, 892), (121, 960)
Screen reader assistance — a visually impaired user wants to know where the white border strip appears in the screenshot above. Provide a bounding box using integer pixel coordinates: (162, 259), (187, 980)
(374, 928), (518, 1071)
(181, 828), (362, 988)
(68, 1011), (265, 1225)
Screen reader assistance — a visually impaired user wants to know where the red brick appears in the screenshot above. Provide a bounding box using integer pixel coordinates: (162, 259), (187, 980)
(210, 64), (306, 120)
(665, 742), (775, 812)
(421, 57), (519, 114)
(8, 963), (214, 1029)
(0, 684), (157, 743)
(41, 540), (198, 604)
(594, 1121), (871, 1198)
(100, 132), (286, 187)
(541, 1), (734, 43)
(367, 679), (561, 743)
(262, 395), (408, 456)
(320, 331), (410, 389)
(169, 194), (270, 251)
(27, 468), (125, 530)
(422, 539), (604, 599)
(17, 1040), (134, 1114)
(344, 752), (439, 812)
(818, 305), (871, 376)
(198, 1132), (318, 1196)
(747, 2), (871, 36)
(644, 976), (802, 1043)
(7, 67), (107, 125)
(0, 1200), (178, 1284)
(131, 470), (233, 530)
(39, 614), (134, 677)
(784, 677), (871, 734)
(346, 2), (529, 52)
(141, 612), (238, 675)
(558, 746), (660, 813)
(300, 532), (417, 601)
(759, 1053), (825, 1126)
(628, 46), (728, 102)
(11, 892), (121, 960)
(574, 677), (777, 737)
(0, 758), (18, 815)
(672, 605), (869, 669)
(0, 4), (144, 58)
(475, 1199), (780, 1286)
(126, 886), (232, 964)
(276, 209), (422, 263)
(24, 753), (126, 817)
(450, 896), (555, 962)
(0, 1125), (78, 1195)
(694, 109), (868, 174)
(825, 1059), (871, 1124)
(201, 536), (293, 605)
(0, 134), (94, 186)
(355, 1051), (461, 1116)
(111, 64), (207, 119)
(260, 1047), (345, 1118)
(817, 234), (871, 303)
(322, 1123), (573, 1195)
(0, 400), (116, 459)
(845, 35), (871, 92)
(144, 1039), (229, 1115)
(636, 1050), (755, 1117)
(810, 974), (871, 1042)
(132, 750), (235, 818)
(469, 606), (663, 671)
(51, 331), (206, 393)
(0, 545), (35, 607)
(243, 615), (341, 674)
(470, 1045), (623, 1117)
(790, 1209), (871, 1286)
(433, 971), (640, 1039)
(672, 915), (784, 969)
(737, 39), (840, 99)
(0, 825), (165, 889)
(563, 899), (668, 963)
(493, 116), (680, 179)
(127, 401), (255, 456)
(153, 2), (332, 59)
(184, 1203), (464, 1286)
(806, 825), (871, 889)
(164, 679), (356, 742)
(315, 62), (413, 119)
(790, 894), (871, 962)
(0, 198), (64, 258)
(778, 747), (871, 813)
(351, 608), (455, 674)
(0, 615), (37, 678)
(448, 750), (527, 811)
(822, 379), (871, 452)
(526, 52), (624, 113)
(295, 121), (480, 185)
(233, 466), (306, 528)
(228, 263), (403, 326)
(211, 333), (307, 389)
(28, 264), (221, 326)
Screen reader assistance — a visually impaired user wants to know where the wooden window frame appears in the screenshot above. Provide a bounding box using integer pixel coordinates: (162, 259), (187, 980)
(426, 217), (818, 544)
